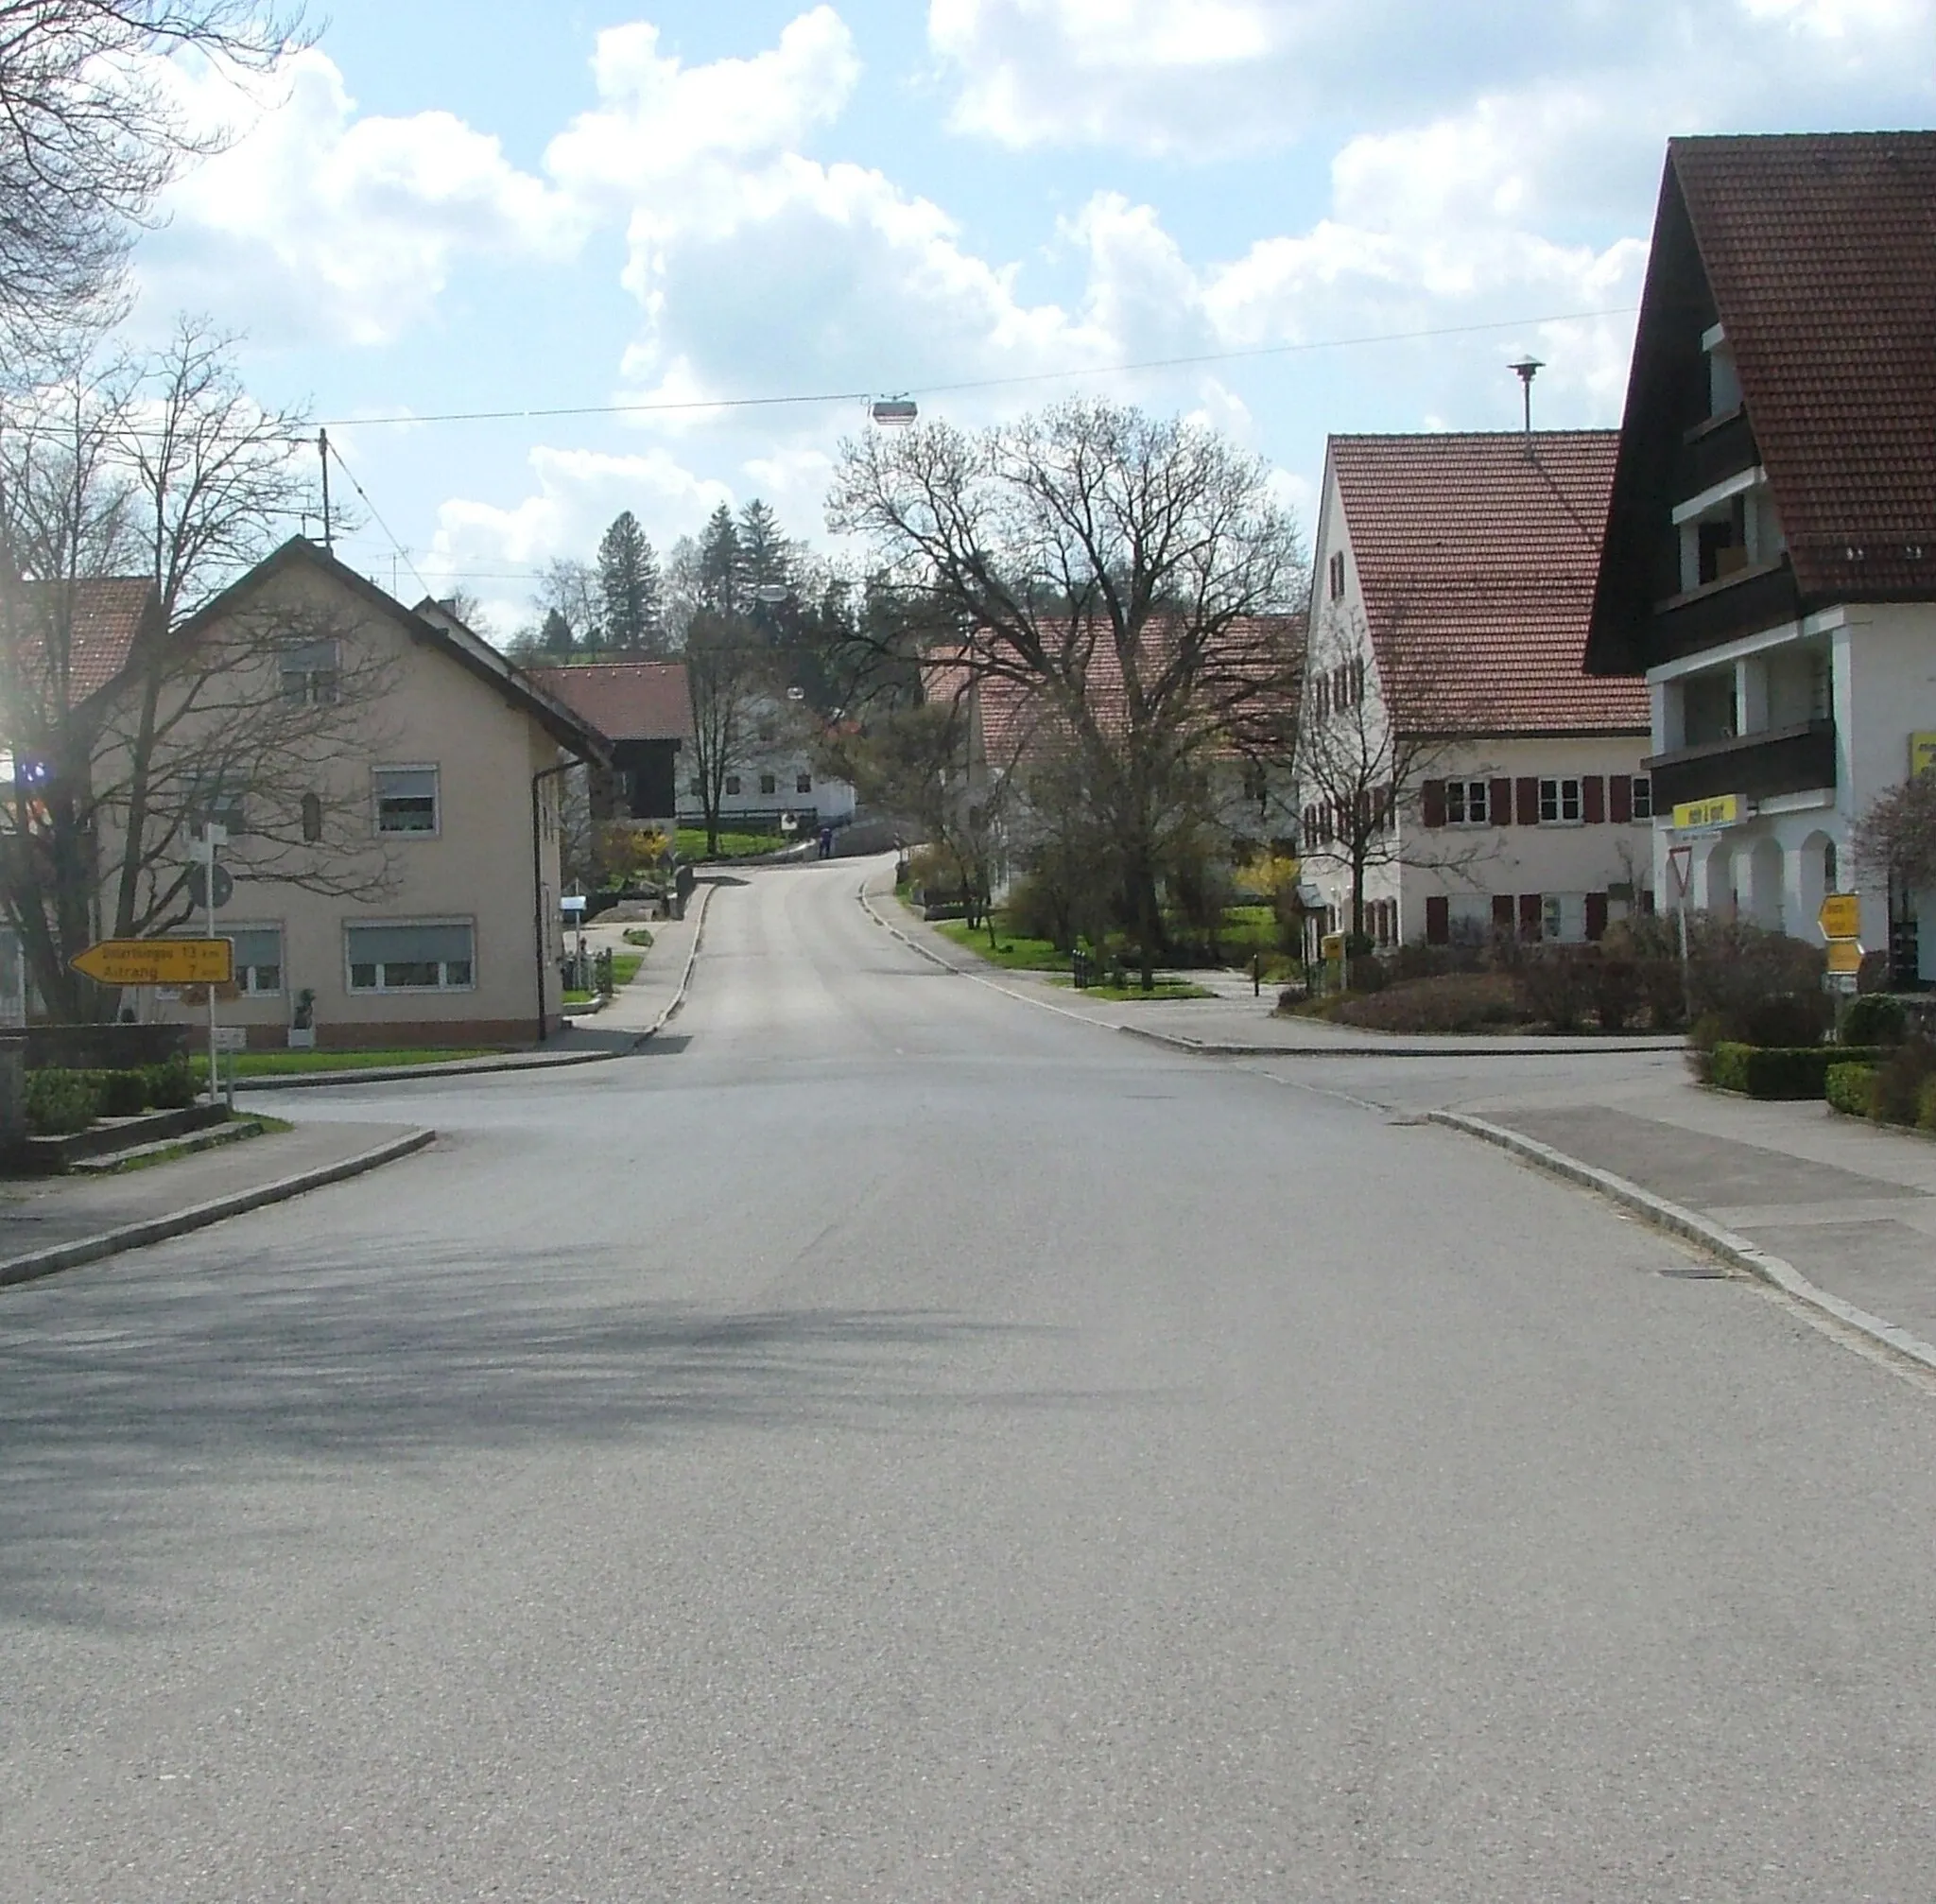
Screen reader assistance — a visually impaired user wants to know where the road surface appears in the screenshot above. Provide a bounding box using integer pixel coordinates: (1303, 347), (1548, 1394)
(4, 861), (1935, 1899)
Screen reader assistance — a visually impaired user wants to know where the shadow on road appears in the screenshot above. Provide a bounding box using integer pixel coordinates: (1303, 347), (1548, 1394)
(0, 1241), (1108, 1628)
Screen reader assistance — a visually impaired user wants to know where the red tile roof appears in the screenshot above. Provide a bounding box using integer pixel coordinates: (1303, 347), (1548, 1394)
(525, 660), (692, 744)
(1328, 432), (1648, 735)
(928, 615), (1304, 769)
(4, 577), (158, 714)
(1668, 132), (1936, 601)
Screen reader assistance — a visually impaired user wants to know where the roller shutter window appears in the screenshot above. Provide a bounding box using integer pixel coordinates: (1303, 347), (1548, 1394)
(230, 926), (283, 995)
(346, 921), (475, 993)
(373, 767), (439, 836)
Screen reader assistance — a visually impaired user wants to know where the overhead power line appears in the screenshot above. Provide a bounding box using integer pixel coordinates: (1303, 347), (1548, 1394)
(319, 305), (1638, 430)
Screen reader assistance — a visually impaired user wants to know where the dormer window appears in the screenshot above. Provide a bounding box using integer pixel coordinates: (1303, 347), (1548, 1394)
(1703, 321), (1741, 418)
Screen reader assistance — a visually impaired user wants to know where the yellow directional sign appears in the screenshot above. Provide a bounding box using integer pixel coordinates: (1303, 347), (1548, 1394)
(1671, 792), (1739, 833)
(1911, 732), (1936, 776)
(1826, 939), (1864, 976)
(71, 938), (233, 987)
(1817, 892), (1862, 942)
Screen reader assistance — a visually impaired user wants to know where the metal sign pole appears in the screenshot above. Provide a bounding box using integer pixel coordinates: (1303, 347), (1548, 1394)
(205, 830), (220, 1107)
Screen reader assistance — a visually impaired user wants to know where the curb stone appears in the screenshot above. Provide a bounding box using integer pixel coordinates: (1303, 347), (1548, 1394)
(1426, 1108), (1936, 1376)
(238, 880), (717, 1090)
(0, 1127), (437, 1290)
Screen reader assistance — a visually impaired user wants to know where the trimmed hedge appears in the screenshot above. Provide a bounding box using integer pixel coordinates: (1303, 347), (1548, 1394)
(1709, 1043), (1890, 1100)
(23, 1068), (100, 1136)
(1824, 1063), (1876, 1118)
(17, 1059), (196, 1136)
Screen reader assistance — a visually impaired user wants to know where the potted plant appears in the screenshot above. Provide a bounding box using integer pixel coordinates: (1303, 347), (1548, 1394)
(288, 987), (317, 1049)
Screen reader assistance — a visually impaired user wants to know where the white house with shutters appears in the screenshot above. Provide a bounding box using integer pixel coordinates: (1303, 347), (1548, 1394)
(1296, 432), (1656, 956)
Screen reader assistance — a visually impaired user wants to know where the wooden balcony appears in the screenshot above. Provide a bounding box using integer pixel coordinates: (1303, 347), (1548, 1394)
(1643, 718), (1837, 810)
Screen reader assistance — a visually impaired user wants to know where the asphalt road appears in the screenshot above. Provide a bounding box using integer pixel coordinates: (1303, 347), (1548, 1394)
(6, 861), (1936, 1900)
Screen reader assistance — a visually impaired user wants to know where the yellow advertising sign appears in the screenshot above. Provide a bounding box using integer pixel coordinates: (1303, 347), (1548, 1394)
(1911, 732), (1936, 776)
(1817, 892), (1862, 941)
(1825, 939), (1864, 976)
(1670, 793), (1739, 833)
(1320, 932), (1345, 961)
(71, 938), (233, 987)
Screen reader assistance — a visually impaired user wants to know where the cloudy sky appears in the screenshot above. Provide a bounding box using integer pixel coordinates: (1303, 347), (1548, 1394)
(130, 0), (1935, 635)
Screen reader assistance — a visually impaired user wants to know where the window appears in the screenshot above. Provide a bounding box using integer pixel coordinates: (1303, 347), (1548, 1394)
(1538, 777), (1582, 824)
(1631, 774), (1653, 822)
(1328, 550), (1346, 600)
(759, 771), (777, 796)
(374, 766), (439, 835)
(346, 921), (474, 993)
(1445, 780), (1490, 825)
(229, 926), (284, 995)
(1542, 894), (1586, 943)
(796, 771), (813, 794)
(724, 774), (741, 796)
(281, 639), (339, 705)
(301, 792), (323, 843)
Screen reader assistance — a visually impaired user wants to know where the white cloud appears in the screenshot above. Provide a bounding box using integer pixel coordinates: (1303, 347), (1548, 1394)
(143, 49), (580, 345)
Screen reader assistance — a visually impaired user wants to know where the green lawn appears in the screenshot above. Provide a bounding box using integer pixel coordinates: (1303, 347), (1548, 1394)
(929, 917), (1070, 973)
(677, 827), (789, 860)
(622, 926), (655, 949)
(196, 1047), (506, 1079)
(1048, 978), (1218, 1001)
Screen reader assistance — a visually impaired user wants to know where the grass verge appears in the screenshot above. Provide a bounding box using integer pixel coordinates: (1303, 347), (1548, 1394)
(195, 1047), (504, 1079)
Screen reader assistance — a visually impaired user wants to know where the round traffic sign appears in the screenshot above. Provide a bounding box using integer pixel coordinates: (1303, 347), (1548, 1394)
(186, 862), (235, 910)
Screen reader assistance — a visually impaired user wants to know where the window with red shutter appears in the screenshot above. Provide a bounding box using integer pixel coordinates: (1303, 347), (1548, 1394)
(1514, 777), (1540, 826)
(1426, 896), (1449, 944)
(1421, 779), (1446, 827)
(1518, 893), (1543, 941)
(1491, 777), (1513, 826)
(1582, 776), (1605, 824)
(1492, 894), (1515, 929)
(1609, 774), (1632, 823)
(1585, 892), (1609, 941)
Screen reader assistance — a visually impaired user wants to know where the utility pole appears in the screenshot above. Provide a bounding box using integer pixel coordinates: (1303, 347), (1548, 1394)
(319, 429), (334, 552)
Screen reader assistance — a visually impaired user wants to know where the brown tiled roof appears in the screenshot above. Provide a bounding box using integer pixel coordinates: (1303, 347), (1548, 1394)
(1669, 132), (1936, 600)
(525, 660), (691, 744)
(928, 615), (1304, 767)
(1329, 432), (1648, 735)
(4, 577), (158, 714)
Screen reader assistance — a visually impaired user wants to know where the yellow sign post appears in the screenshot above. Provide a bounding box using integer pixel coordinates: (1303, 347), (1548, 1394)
(1825, 940), (1864, 977)
(1817, 893), (1861, 942)
(1670, 792), (1739, 833)
(71, 939), (233, 987)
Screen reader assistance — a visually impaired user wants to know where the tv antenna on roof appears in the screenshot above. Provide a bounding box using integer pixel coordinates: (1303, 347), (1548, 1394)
(1509, 357), (1543, 441)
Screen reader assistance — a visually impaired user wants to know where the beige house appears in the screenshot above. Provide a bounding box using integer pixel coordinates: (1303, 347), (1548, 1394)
(101, 539), (607, 1048)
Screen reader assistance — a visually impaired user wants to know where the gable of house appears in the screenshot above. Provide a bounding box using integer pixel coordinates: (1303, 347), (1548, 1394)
(1588, 131), (1936, 674)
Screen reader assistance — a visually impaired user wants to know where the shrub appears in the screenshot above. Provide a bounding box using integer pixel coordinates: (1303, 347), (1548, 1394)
(1921, 1075), (1936, 1135)
(1515, 948), (1600, 1032)
(144, 1055), (196, 1110)
(1735, 991), (1834, 1049)
(1637, 958), (1688, 1031)
(96, 1068), (150, 1116)
(1684, 917), (1825, 1024)
(1868, 1037), (1936, 1127)
(1825, 1063), (1876, 1118)
(1841, 994), (1908, 1047)
(1592, 957), (1643, 1032)
(1330, 972), (1525, 1034)
(24, 1068), (102, 1136)
(1709, 1043), (1889, 1100)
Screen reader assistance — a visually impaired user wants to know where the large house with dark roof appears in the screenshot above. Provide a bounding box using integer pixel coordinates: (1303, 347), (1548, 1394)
(1585, 131), (1936, 983)
(1296, 431), (1654, 955)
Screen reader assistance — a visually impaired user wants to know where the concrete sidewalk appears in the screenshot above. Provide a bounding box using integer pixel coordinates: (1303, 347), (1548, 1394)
(1440, 1062), (1936, 1362)
(861, 874), (1679, 1059)
(0, 1118), (434, 1287)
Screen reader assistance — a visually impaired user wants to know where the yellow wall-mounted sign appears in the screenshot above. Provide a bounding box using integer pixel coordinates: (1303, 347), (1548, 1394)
(1670, 793), (1739, 833)
(1320, 932), (1345, 961)
(1910, 732), (1936, 776)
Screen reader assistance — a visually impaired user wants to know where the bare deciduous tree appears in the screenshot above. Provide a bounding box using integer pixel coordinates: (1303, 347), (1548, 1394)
(1294, 598), (1494, 944)
(0, 320), (396, 1019)
(0, 1), (305, 338)
(1853, 769), (1936, 893)
(828, 399), (1305, 987)
(684, 609), (783, 857)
